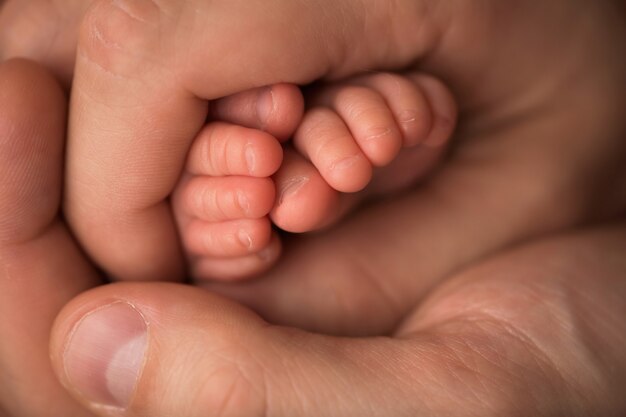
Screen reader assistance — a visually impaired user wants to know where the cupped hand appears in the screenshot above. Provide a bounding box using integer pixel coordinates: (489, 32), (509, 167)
(47, 221), (626, 416)
(2, 70), (625, 414)
(3, 0), (624, 286)
(1, 1), (626, 416)
(1, 58), (625, 417)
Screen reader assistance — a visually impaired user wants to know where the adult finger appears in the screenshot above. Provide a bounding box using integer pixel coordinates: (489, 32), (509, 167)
(50, 283), (485, 417)
(0, 59), (100, 417)
(65, 0), (449, 281)
(0, 0), (92, 85)
(50, 221), (626, 416)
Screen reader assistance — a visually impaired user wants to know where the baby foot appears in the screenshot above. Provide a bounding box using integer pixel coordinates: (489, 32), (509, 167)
(172, 84), (304, 281)
(174, 73), (455, 281)
(271, 71), (457, 232)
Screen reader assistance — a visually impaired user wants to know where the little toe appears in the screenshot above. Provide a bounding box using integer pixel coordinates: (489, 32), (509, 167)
(408, 73), (458, 148)
(209, 84), (304, 141)
(293, 107), (372, 193)
(348, 72), (434, 147)
(312, 84), (404, 166)
(183, 217), (273, 258)
(175, 176), (275, 222)
(186, 122), (283, 177)
(190, 233), (282, 282)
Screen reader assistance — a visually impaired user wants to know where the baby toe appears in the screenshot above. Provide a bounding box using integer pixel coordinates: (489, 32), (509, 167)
(407, 73), (457, 148)
(210, 84), (304, 142)
(293, 107), (372, 193)
(183, 217), (273, 258)
(314, 84), (404, 166)
(190, 233), (282, 282)
(270, 149), (342, 233)
(176, 176), (275, 222)
(186, 122), (283, 177)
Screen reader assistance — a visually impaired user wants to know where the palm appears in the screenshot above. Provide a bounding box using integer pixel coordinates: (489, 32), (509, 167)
(2, 0), (624, 333)
(205, 1), (626, 335)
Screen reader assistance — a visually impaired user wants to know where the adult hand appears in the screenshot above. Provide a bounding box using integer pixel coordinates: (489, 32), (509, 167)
(0, 57), (625, 417)
(0, 0), (91, 85)
(4, 1), (624, 284)
(55, 0), (626, 287)
(48, 221), (626, 416)
(0, 59), (99, 417)
(2, 70), (625, 415)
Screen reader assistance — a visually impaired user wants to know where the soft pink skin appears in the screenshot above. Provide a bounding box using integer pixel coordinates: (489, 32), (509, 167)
(174, 71), (456, 282)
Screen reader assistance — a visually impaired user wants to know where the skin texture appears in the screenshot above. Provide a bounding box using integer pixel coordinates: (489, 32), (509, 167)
(0, 59), (99, 417)
(2, 0), (625, 286)
(0, 66), (625, 415)
(64, 0), (626, 286)
(0, 0), (625, 415)
(0, 0), (89, 85)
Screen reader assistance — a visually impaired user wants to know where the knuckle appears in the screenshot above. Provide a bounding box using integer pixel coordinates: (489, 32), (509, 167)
(78, 0), (161, 75)
(197, 348), (268, 417)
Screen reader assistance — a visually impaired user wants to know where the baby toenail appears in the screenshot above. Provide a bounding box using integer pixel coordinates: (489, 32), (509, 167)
(257, 246), (274, 262)
(278, 176), (309, 204)
(238, 230), (252, 249)
(398, 109), (418, 124)
(330, 155), (361, 171)
(245, 144), (256, 173)
(236, 191), (250, 215)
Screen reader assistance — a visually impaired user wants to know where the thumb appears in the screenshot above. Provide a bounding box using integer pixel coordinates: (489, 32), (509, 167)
(65, 0), (449, 282)
(50, 283), (447, 417)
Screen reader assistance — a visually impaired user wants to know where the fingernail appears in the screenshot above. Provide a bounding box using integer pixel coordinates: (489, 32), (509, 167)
(63, 302), (148, 409)
(256, 86), (275, 129)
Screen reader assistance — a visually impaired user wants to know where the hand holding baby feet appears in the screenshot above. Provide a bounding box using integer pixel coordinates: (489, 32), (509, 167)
(171, 84), (304, 281)
(173, 73), (456, 280)
(271, 71), (457, 233)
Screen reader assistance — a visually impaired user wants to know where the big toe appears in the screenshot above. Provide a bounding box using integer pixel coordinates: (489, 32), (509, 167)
(210, 83), (304, 141)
